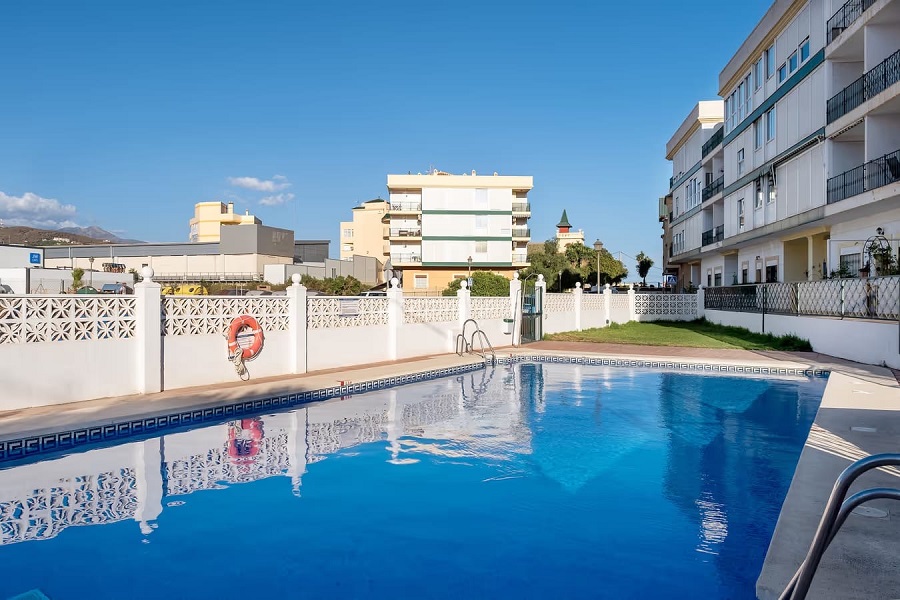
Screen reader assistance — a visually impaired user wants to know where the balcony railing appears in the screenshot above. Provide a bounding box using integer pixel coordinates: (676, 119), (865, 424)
(512, 228), (531, 237)
(827, 0), (875, 45)
(827, 147), (900, 204)
(389, 228), (421, 237)
(827, 49), (900, 123)
(390, 202), (421, 212)
(714, 224), (724, 242)
(512, 203), (531, 212)
(512, 253), (529, 263)
(701, 175), (724, 202)
(701, 126), (724, 158)
(702, 229), (714, 246)
(390, 253), (422, 263)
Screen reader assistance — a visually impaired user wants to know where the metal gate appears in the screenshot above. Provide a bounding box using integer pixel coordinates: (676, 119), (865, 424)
(520, 284), (543, 343)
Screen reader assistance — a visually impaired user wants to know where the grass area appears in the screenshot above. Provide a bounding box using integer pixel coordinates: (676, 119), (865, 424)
(545, 318), (813, 351)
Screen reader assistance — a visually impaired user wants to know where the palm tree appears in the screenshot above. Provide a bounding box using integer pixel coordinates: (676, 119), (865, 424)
(635, 252), (654, 286)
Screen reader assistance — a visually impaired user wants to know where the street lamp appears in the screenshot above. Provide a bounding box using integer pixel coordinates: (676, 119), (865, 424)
(88, 257), (94, 288)
(593, 240), (603, 293)
(558, 270), (562, 292)
(467, 256), (473, 293)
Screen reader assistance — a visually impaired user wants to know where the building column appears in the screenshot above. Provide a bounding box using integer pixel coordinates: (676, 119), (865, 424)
(134, 267), (162, 394)
(627, 283), (637, 322)
(287, 274), (308, 375)
(603, 284), (612, 327)
(807, 235), (815, 281)
(386, 277), (403, 361)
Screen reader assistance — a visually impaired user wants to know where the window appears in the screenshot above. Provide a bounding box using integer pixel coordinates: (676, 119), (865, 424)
(756, 266), (762, 282)
(737, 198), (745, 230)
(742, 267), (749, 284)
(714, 271), (722, 287)
(767, 175), (777, 204)
(754, 58), (763, 89)
(778, 63), (787, 83)
(788, 51), (798, 73)
(744, 74), (753, 114)
(414, 274), (428, 289)
(754, 118), (763, 149)
(475, 188), (488, 207)
(342, 244), (353, 252)
(766, 45), (775, 78)
(765, 265), (778, 283)
(707, 270), (712, 287)
(840, 253), (861, 274)
(800, 38), (810, 63)
(675, 195), (681, 216)
(474, 216), (487, 232)
(474, 241), (488, 254)
(766, 107), (776, 141)
(755, 179), (763, 209)
(706, 172), (713, 186)
(342, 228), (353, 238)
(737, 148), (745, 176)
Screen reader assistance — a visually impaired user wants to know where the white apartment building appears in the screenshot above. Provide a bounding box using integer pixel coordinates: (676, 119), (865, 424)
(664, 0), (900, 288)
(385, 170), (533, 292)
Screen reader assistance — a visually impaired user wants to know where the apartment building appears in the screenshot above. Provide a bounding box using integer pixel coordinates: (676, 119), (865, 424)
(189, 202), (261, 242)
(385, 170), (533, 292)
(663, 0), (900, 288)
(339, 199), (389, 261)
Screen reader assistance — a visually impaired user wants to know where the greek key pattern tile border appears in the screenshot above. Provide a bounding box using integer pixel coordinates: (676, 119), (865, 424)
(496, 354), (829, 378)
(0, 362), (485, 464)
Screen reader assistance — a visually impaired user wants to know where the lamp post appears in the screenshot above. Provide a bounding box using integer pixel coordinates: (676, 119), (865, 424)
(467, 256), (473, 293)
(88, 257), (94, 288)
(558, 270), (562, 292)
(593, 240), (603, 293)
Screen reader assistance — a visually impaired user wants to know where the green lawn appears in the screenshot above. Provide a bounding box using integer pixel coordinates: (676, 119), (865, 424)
(545, 319), (812, 351)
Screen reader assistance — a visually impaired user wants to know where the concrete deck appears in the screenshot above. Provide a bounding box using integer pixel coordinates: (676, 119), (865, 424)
(1, 342), (898, 598)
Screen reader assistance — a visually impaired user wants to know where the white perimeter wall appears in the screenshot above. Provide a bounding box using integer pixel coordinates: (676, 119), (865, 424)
(705, 309), (900, 368)
(307, 325), (391, 371)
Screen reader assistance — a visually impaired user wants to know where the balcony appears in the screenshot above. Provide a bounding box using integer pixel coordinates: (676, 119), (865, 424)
(512, 253), (529, 264)
(701, 127), (724, 159)
(512, 202), (531, 213)
(389, 227), (421, 238)
(827, 49), (900, 124)
(390, 253), (422, 264)
(512, 228), (531, 238)
(827, 147), (900, 203)
(701, 176), (724, 202)
(827, 0), (876, 44)
(390, 202), (421, 213)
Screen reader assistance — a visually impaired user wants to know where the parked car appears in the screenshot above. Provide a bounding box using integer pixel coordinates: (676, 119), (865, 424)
(100, 283), (133, 295)
(0, 284), (13, 294)
(219, 288), (248, 296)
(246, 290), (272, 296)
(76, 286), (100, 294)
(359, 290), (387, 297)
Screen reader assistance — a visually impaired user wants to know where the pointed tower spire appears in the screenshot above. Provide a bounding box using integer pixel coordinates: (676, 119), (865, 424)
(557, 209), (571, 233)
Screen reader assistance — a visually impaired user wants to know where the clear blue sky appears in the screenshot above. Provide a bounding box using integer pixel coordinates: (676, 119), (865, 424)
(0, 0), (771, 279)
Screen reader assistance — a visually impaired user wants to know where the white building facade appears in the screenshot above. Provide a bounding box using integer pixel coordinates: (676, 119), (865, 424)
(664, 0), (900, 288)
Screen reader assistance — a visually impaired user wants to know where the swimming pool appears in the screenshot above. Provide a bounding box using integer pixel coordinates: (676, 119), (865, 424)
(0, 362), (825, 599)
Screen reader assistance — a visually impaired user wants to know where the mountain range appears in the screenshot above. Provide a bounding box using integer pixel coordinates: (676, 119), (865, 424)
(1, 226), (144, 246)
(57, 226), (144, 244)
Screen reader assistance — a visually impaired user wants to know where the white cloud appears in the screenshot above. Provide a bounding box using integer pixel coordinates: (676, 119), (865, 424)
(227, 176), (291, 192)
(259, 192), (295, 206)
(0, 191), (79, 229)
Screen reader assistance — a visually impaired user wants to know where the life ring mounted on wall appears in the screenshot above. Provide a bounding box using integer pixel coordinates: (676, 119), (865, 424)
(227, 315), (265, 362)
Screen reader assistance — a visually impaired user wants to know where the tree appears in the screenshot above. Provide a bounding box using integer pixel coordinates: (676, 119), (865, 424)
(521, 239), (627, 291)
(71, 268), (84, 291)
(443, 271), (509, 296)
(635, 251), (654, 286)
(128, 268), (139, 284)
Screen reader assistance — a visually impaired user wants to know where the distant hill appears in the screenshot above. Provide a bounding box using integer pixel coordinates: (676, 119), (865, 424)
(0, 226), (109, 246)
(57, 226), (144, 244)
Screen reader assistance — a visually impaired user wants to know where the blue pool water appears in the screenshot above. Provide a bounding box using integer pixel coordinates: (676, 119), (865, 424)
(0, 363), (825, 599)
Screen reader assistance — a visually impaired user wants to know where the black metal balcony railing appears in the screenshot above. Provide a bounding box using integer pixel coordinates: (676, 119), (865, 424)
(828, 147), (900, 204)
(827, 0), (875, 44)
(701, 175), (724, 202)
(512, 203), (531, 212)
(700, 225), (724, 246)
(512, 228), (531, 237)
(389, 228), (421, 237)
(701, 127), (724, 158)
(827, 49), (900, 123)
(669, 175), (677, 189)
(714, 224), (724, 242)
(701, 229), (714, 246)
(390, 202), (421, 212)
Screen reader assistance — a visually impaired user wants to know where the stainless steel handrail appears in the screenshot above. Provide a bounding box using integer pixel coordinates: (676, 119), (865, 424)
(456, 318), (496, 365)
(781, 453), (900, 599)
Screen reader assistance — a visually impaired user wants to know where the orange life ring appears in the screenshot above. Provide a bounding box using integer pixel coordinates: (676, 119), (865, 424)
(227, 315), (264, 361)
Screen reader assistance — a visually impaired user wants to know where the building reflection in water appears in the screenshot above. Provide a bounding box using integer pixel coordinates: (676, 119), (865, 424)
(0, 364), (530, 547)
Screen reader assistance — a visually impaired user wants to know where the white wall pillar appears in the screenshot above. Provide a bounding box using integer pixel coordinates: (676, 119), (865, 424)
(133, 438), (163, 536)
(574, 281), (583, 331)
(697, 286), (706, 319)
(457, 279), (471, 327)
(287, 409), (308, 497)
(807, 235), (814, 281)
(386, 277), (402, 360)
(535, 275), (547, 336)
(509, 272), (522, 346)
(135, 267), (162, 394)
(287, 274), (308, 375)
(603, 283), (612, 327)
(627, 283), (637, 322)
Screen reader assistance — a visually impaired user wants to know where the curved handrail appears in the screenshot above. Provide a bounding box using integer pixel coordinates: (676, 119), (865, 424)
(782, 453), (900, 599)
(455, 318), (496, 365)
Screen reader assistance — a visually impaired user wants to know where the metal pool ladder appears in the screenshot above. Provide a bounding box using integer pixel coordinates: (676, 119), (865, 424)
(779, 453), (900, 600)
(456, 318), (497, 365)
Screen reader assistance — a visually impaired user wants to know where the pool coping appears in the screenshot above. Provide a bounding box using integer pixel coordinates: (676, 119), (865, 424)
(1, 345), (898, 599)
